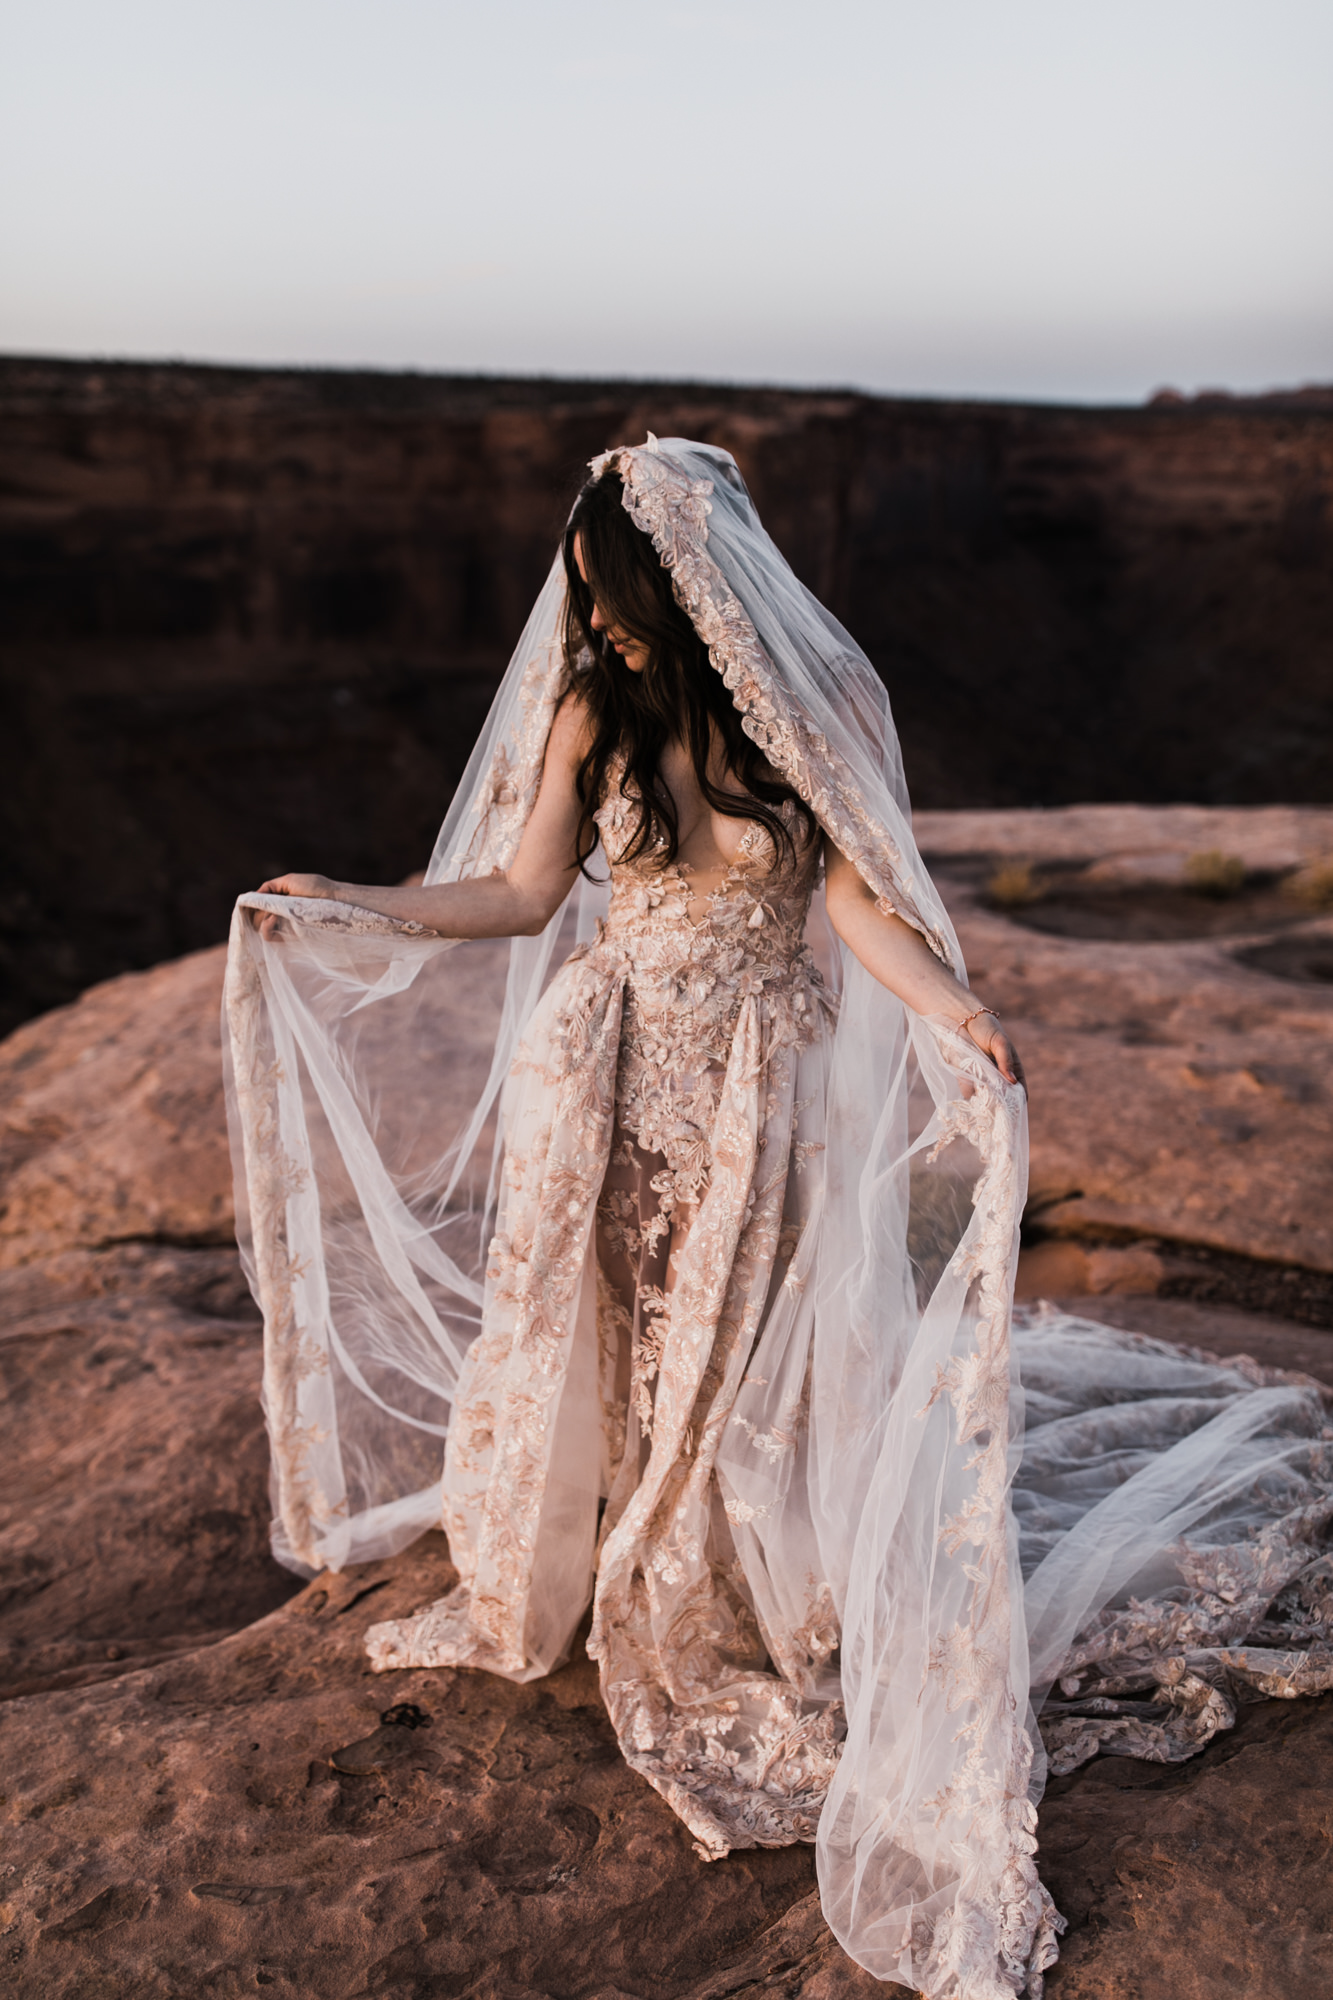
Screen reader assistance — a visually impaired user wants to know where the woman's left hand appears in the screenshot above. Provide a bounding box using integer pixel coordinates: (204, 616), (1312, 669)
(257, 872), (339, 901)
(965, 1011), (1026, 1090)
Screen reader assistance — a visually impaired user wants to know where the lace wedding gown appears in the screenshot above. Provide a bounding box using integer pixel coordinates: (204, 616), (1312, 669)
(365, 783), (848, 1854)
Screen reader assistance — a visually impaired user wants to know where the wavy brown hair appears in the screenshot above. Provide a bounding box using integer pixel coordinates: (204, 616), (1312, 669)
(560, 470), (815, 877)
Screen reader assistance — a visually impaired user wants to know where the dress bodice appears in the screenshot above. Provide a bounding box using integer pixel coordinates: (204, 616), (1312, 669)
(592, 774), (822, 974)
(586, 771), (830, 1188)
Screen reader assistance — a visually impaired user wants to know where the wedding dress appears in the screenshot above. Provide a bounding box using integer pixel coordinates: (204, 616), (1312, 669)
(225, 437), (1333, 1999)
(365, 778), (847, 1855)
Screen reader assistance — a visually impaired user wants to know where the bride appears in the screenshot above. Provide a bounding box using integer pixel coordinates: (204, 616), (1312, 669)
(226, 437), (1333, 1999)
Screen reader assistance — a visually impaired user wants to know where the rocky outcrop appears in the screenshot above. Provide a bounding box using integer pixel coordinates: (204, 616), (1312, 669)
(915, 803), (1333, 1298)
(0, 946), (231, 1267)
(3, 1526), (899, 2000)
(3, 358), (1331, 1028)
(1038, 1695), (1333, 1998)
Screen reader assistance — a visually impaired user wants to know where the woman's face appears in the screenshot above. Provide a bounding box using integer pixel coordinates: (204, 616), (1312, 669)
(572, 532), (650, 674)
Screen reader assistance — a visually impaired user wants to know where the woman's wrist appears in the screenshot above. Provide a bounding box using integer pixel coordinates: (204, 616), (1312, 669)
(954, 1000), (999, 1034)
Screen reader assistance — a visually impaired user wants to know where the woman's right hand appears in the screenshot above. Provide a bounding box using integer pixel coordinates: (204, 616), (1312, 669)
(251, 872), (340, 941)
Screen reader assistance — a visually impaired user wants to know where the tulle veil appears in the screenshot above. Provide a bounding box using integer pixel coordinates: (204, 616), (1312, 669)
(224, 436), (1059, 1995)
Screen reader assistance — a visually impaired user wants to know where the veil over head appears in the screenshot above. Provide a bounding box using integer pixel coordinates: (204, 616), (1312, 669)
(224, 437), (1058, 1995)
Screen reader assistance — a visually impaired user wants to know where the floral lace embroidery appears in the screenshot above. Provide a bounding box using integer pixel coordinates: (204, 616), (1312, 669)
(592, 444), (1067, 1997)
(367, 764), (847, 1854)
(1027, 1329), (1333, 1776)
(360, 444), (1058, 1995)
(913, 1023), (1064, 1993)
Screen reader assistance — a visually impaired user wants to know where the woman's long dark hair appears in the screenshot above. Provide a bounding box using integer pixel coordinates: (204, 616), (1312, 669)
(560, 471), (815, 876)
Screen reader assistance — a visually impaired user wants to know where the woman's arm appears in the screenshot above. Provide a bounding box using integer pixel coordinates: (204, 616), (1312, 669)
(254, 695), (592, 943)
(823, 838), (1025, 1088)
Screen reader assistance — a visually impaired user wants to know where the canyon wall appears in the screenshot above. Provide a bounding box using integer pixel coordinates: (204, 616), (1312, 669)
(2, 357), (1330, 1029)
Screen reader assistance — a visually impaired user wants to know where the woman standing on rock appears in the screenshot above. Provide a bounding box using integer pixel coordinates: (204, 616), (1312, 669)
(230, 438), (1333, 1997)
(228, 437), (1050, 1997)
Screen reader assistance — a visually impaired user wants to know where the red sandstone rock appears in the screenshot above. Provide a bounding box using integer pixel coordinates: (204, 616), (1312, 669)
(918, 804), (1333, 1281)
(5, 806), (1331, 1289)
(5, 812), (1333, 1995)
(1, 1537), (898, 2000)
(2, 1272), (1331, 1997)
(0, 947), (232, 1269)
(1039, 1695), (1333, 1998)
(0, 1242), (284, 1700)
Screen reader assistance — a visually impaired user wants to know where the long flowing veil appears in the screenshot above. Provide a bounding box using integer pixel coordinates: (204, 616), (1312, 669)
(224, 437), (1059, 1996)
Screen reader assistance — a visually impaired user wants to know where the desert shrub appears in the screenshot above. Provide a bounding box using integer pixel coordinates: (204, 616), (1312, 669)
(1283, 856), (1333, 908)
(988, 861), (1042, 907)
(1184, 850), (1245, 898)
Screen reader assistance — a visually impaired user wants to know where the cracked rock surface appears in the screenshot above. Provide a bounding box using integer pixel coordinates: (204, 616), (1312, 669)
(4, 1529), (886, 2000)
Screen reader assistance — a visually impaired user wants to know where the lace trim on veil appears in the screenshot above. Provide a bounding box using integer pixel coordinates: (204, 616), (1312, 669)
(445, 628), (568, 880)
(447, 438), (958, 960)
(592, 436), (956, 968)
(591, 438), (1059, 1998)
(901, 1028), (1062, 1997)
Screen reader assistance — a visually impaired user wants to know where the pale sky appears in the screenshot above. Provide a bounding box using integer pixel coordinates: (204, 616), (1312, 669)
(2, 0), (1330, 402)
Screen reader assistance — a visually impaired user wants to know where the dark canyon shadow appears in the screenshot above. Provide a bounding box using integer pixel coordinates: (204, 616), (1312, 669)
(3, 359), (1331, 1032)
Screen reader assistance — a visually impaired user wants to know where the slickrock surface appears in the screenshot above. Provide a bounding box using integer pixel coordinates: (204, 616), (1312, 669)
(1, 1531), (888, 2000)
(4, 802), (1333, 1995)
(917, 803), (1333, 1290)
(0, 1243), (283, 1700)
(1038, 1694), (1333, 1998)
(9, 803), (1328, 1289)
(3, 1251), (1331, 1999)
(0, 945), (232, 1268)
